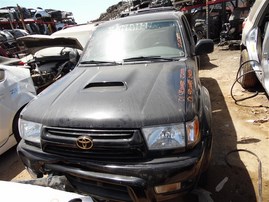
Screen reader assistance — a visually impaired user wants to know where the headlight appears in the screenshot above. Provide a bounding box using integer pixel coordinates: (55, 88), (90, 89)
(19, 119), (42, 144)
(142, 117), (200, 150)
(142, 124), (186, 150)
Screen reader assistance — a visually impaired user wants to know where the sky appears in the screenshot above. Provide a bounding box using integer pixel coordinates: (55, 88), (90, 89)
(0, 0), (125, 24)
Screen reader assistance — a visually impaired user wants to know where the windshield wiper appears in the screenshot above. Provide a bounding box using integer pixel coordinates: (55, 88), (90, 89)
(80, 60), (121, 65)
(123, 56), (178, 62)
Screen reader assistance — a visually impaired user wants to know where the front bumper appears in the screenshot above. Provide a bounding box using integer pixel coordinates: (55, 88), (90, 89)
(17, 137), (212, 202)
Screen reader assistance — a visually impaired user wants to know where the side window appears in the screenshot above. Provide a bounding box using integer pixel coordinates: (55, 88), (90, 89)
(0, 69), (5, 82)
(181, 15), (196, 53)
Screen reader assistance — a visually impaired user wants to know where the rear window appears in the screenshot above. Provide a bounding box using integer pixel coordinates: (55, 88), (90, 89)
(81, 20), (185, 62)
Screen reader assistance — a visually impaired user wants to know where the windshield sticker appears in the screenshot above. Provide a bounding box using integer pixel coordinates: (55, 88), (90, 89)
(112, 21), (178, 31)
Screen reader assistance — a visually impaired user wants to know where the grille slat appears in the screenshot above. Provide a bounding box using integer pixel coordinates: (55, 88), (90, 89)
(41, 127), (146, 161)
(47, 128), (134, 139)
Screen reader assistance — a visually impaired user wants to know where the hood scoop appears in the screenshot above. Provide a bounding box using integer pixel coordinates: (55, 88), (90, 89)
(83, 81), (127, 92)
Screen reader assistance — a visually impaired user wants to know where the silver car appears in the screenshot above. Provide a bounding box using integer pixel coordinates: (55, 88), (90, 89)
(240, 0), (269, 95)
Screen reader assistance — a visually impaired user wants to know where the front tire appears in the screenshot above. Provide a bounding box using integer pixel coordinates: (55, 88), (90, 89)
(238, 49), (259, 90)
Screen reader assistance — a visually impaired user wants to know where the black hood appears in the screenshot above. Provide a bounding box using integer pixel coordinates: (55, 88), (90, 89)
(22, 61), (199, 128)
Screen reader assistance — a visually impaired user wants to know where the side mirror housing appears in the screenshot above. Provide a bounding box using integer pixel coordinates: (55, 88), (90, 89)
(195, 39), (214, 55)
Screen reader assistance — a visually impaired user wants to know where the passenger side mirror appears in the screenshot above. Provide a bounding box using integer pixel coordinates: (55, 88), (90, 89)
(69, 49), (80, 65)
(195, 39), (214, 55)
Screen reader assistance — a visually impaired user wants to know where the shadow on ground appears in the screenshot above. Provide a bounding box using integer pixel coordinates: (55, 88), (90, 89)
(197, 57), (257, 202)
(199, 54), (218, 70)
(0, 146), (25, 181)
(200, 77), (257, 202)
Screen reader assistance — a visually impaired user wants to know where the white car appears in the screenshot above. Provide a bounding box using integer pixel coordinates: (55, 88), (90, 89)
(0, 23), (99, 155)
(0, 180), (93, 202)
(51, 22), (100, 48)
(17, 23), (100, 93)
(0, 59), (36, 155)
(240, 0), (269, 95)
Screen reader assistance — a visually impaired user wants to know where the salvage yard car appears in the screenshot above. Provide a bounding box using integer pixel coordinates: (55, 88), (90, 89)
(17, 23), (99, 93)
(239, 0), (269, 95)
(17, 8), (214, 202)
(18, 35), (83, 93)
(0, 57), (36, 155)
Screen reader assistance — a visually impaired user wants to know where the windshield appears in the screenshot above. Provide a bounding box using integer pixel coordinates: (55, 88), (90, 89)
(81, 20), (185, 63)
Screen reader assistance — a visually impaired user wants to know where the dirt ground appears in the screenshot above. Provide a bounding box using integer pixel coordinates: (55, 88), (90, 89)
(0, 46), (268, 202)
(198, 46), (269, 202)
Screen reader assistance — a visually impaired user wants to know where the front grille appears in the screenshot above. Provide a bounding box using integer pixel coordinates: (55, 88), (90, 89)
(41, 127), (146, 161)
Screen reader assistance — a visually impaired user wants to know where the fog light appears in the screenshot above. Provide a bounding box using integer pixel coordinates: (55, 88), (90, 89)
(154, 182), (181, 194)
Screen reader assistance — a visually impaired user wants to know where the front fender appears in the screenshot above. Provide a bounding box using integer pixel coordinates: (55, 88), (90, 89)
(200, 86), (212, 137)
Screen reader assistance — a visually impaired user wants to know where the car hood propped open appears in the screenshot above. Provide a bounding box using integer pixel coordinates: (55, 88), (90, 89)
(17, 35), (83, 55)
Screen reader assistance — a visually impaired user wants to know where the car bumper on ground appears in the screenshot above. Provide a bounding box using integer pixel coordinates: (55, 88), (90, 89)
(17, 137), (211, 202)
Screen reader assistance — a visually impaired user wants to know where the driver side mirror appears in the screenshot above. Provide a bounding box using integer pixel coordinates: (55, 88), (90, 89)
(195, 39), (214, 55)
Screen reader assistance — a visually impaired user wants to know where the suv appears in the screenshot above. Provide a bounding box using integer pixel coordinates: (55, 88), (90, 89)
(240, 0), (269, 95)
(17, 9), (214, 202)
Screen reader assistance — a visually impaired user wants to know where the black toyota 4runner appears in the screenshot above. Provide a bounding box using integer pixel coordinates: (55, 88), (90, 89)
(18, 9), (214, 202)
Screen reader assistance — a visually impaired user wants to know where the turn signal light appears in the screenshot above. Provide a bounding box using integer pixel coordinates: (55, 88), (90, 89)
(154, 182), (181, 194)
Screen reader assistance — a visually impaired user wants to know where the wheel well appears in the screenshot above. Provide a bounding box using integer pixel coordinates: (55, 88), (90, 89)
(12, 105), (27, 143)
(239, 49), (259, 90)
(200, 86), (212, 135)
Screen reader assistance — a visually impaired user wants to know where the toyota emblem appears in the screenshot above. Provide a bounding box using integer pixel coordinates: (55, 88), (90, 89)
(76, 136), (93, 150)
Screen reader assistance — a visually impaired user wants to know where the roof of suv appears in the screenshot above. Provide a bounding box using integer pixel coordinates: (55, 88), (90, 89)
(98, 9), (183, 28)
